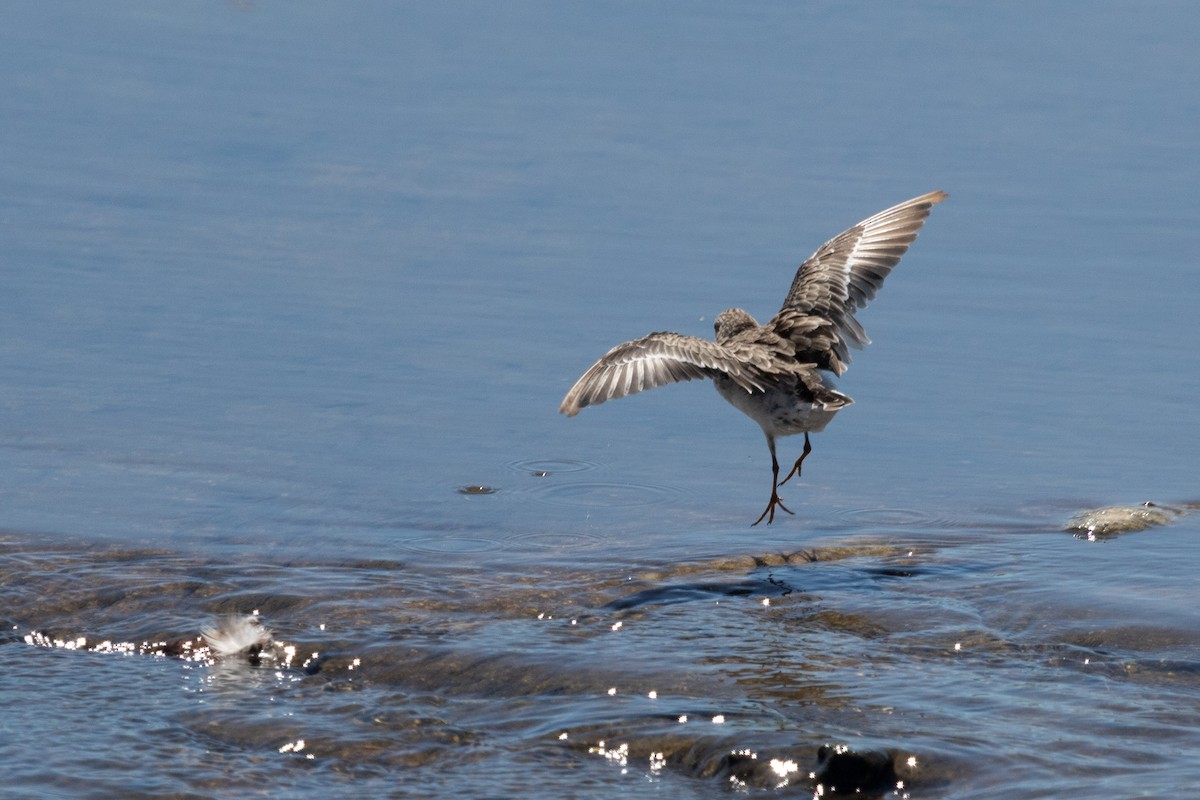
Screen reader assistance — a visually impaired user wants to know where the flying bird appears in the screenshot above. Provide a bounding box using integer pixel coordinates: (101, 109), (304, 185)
(559, 191), (948, 524)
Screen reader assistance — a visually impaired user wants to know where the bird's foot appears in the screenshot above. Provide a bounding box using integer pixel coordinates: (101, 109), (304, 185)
(752, 491), (794, 526)
(779, 434), (812, 487)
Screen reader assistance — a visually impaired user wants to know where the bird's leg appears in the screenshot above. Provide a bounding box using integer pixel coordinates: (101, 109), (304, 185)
(780, 432), (812, 486)
(753, 434), (795, 526)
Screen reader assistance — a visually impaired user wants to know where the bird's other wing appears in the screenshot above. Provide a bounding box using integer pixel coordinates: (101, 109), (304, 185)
(559, 332), (768, 416)
(771, 190), (948, 375)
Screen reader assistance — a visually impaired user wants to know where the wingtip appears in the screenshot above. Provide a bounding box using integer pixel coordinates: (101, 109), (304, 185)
(927, 189), (950, 204)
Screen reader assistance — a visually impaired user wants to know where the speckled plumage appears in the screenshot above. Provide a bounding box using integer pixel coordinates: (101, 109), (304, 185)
(561, 191), (948, 524)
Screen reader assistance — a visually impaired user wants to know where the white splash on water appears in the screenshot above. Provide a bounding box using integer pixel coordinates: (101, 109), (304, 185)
(201, 615), (272, 658)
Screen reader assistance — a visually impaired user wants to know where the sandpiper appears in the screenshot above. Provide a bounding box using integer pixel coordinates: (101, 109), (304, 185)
(560, 191), (947, 524)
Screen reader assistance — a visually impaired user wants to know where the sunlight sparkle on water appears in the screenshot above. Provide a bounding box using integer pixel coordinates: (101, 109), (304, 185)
(22, 629), (216, 663)
(588, 740), (630, 767)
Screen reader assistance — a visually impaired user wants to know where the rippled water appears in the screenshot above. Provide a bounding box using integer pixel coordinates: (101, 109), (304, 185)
(6, 515), (1200, 797)
(3, 3), (1199, 798)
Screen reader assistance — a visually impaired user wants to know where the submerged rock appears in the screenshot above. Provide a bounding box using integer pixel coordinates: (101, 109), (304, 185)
(1063, 502), (1185, 539)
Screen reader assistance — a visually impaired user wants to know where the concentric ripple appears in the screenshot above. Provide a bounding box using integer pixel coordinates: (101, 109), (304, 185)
(530, 481), (686, 509)
(504, 458), (599, 477)
(399, 535), (505, 554)
(505, 531), (606, 551)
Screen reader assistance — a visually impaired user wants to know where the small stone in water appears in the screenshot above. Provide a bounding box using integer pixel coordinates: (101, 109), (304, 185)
(458, 485), (497, 495)
(1063, 502), (1183, 537)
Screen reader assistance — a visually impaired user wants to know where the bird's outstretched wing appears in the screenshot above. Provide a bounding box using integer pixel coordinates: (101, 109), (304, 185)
(771, 190), (947, 375)
(560, 332), (769, 416)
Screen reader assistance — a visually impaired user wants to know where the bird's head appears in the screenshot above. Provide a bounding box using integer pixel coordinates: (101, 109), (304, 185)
(712, 307), (758, 343)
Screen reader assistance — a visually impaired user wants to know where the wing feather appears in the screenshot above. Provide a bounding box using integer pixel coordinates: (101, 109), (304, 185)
(771, 190), (947, 375)
(559, 331), (766, 416)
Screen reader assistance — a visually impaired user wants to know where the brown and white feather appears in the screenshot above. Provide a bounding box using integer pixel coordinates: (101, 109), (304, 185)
(559, 332), (771, 416)
(771, 190), (947, 375)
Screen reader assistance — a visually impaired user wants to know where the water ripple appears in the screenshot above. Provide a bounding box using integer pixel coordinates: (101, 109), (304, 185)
(529, 481), (686, 509)
(399, 535), (505, 554)
(834, 507), (959, 529)
(506, 531), (605, 551)
(505, 458), (599, 477)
